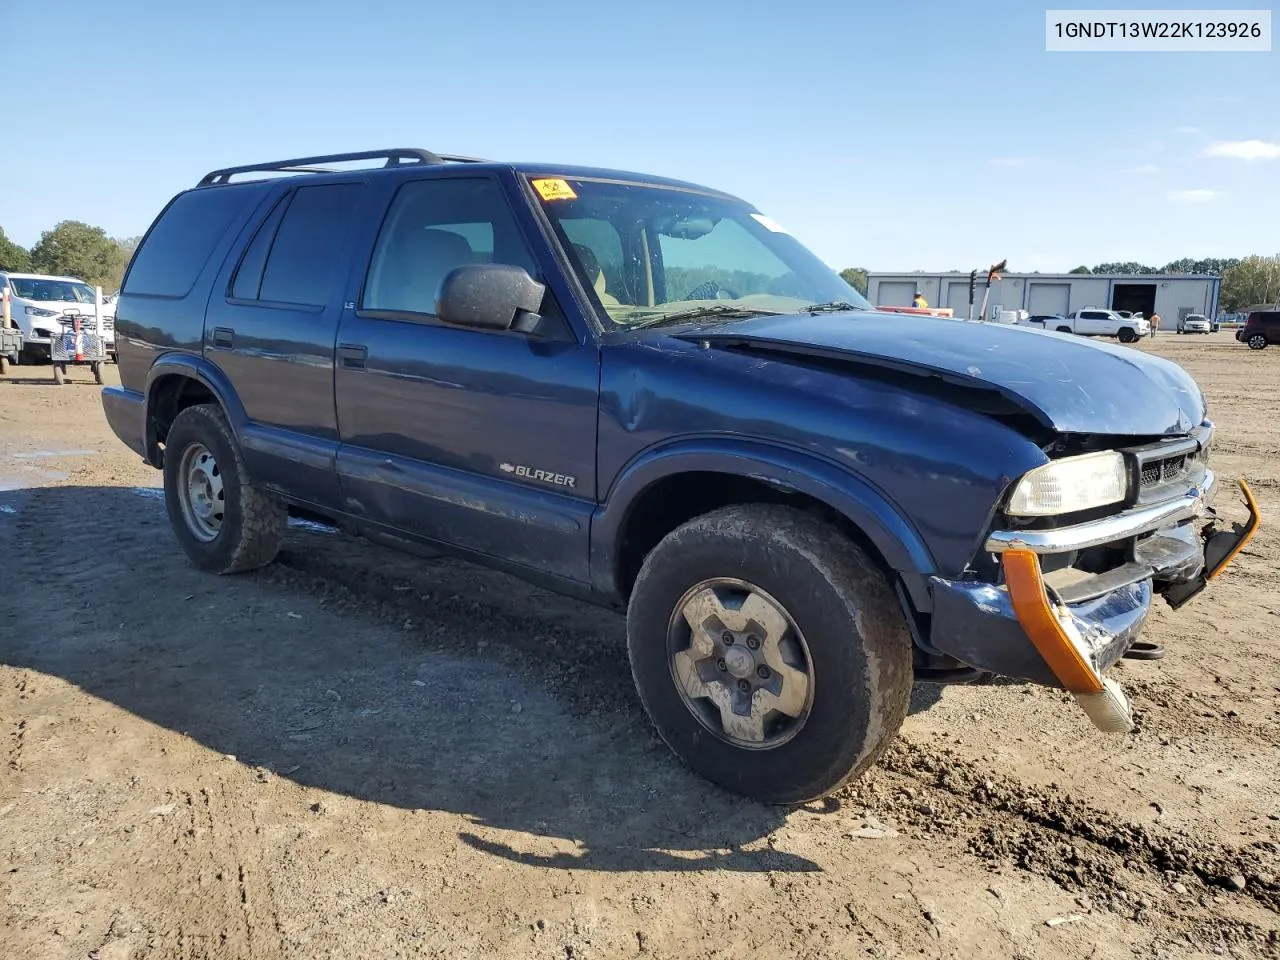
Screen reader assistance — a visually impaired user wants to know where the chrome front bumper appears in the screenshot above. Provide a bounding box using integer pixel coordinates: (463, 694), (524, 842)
(929, 473), (1259, 733)
(984, 470), (1218, 554)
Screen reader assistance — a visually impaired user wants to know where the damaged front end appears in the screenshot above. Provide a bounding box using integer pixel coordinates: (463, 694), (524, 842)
(927, 420), (1260, 733)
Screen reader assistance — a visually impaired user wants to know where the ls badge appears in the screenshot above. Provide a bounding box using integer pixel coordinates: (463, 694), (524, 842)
(499, 462), (577, 489)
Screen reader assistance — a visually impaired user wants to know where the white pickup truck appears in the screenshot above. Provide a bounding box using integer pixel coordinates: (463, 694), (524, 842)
(1047, 308), (1150, 343)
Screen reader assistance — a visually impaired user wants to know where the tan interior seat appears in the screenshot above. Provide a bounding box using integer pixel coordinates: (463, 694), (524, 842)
(571, 242), (621, 306)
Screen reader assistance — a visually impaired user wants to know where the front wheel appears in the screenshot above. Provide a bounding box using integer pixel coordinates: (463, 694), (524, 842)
(162, 403), (286, 574)
(1248, 334), (1268, 350)
(1118, 327), (1138, 343)
(626, 504), (913, 805)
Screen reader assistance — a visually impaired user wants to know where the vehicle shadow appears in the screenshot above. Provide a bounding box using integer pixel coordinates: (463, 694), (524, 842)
(0, 484), (962, 876)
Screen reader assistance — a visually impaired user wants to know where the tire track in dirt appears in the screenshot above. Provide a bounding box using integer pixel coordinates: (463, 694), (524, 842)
(835, 745), (1279, 954)
(270, 530), (1280, 955)
(7, 674), (30, 775)
(3, 486), (287, 960)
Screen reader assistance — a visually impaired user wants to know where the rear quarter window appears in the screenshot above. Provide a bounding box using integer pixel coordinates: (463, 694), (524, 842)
(124, 184), (265, 298)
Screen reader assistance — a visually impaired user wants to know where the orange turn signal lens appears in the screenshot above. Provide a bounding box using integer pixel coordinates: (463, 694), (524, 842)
(1003, 549), (1104, 694)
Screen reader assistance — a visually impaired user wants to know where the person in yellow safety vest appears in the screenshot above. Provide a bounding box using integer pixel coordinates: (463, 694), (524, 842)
(912, 291), (928, 309)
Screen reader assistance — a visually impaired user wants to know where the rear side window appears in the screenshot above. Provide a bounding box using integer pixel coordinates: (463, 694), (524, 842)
(124, 184), (264, 298)
(230, 196), (288, 301)
(232, 182), (364, 308)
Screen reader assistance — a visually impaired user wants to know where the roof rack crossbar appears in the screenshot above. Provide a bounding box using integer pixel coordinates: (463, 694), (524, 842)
(196, 148), (482, 186)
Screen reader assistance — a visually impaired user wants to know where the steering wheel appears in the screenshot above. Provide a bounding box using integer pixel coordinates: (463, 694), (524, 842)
(683, 280), (740, 301)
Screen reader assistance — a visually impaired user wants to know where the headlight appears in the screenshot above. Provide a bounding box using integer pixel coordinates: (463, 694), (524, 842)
(26, 306), (57, 318)
(1007, 450), (1128, 516)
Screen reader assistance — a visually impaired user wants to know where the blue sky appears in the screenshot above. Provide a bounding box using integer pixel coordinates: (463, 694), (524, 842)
(5, 0), (1276, 272)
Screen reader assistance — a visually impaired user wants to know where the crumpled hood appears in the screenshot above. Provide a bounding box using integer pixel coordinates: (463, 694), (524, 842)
(685, 311), (1205, 437)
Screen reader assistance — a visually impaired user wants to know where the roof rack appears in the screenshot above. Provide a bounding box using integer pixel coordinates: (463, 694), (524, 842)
(196, 148), (487, 186)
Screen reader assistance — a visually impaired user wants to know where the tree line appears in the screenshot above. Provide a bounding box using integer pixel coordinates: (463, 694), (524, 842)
(4, 217), (1275, 314)
(841, 257), (1280, 313)
(0, 222), (139, 292)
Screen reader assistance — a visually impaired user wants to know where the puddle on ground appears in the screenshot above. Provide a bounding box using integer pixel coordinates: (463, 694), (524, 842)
(125, 488), (337, 534)
(9, 450), (98, 460)
(0, 469), (67, 491)
(288, 517), (339, 535)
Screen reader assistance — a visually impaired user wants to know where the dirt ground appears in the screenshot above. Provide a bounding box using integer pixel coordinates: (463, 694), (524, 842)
(1, 330), (1277, 960)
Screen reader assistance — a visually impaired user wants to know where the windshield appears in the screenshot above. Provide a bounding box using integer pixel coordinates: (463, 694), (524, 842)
(529, 176), (872, 329)
(10, 278), (96, 304)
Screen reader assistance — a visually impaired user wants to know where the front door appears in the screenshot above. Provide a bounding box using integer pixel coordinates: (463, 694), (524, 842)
(205, 179), (370, 508)
(1076, 310), (1107, 335)
(333, 174), (599, 583)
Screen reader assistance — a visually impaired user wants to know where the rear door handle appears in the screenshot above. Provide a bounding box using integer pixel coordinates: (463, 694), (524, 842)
(213, 327), (234, 348)
(338, 343), (368, 369)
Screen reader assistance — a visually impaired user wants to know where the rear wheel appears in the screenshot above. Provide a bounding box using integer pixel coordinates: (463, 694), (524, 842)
(626, 504), (913, 805)
(162, 403), (286, 574)
(1248, 334), (1267, 350)
(52, 363), (65, 385)
(0, 356), (8, 376)
(91, 362), (104, 385)
(1056, 325), (1072, 334)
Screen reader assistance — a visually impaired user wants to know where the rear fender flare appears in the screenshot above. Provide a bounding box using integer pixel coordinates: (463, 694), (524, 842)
(144, 354), (247, 463)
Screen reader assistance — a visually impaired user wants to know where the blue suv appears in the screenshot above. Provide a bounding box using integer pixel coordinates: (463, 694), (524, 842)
(101, 148), (1259, 804)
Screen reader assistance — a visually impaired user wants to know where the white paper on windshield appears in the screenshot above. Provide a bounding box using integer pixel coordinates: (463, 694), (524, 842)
(750, 213), (790, 234)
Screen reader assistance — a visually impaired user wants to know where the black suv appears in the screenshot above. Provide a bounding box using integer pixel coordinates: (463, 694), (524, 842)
(100, 148), (1259, 804)
(1238, 310), (1280, 350)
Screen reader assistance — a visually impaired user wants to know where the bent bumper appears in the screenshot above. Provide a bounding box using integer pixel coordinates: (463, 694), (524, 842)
(101, 385), (148, 460)
(929, 477), (1260, 719)
(985, 471), (1217, 554)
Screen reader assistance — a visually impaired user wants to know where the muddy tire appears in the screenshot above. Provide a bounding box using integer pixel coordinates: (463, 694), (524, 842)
(162, 403), (286, 574)
(0, 356), (8, 375)
(53, 364), (65, 385)
(626, 504), (913, 805)
(92, 362), (104, 385)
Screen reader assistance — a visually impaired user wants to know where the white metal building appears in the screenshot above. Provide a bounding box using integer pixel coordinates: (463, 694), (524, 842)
(865, 272), (1221, 324)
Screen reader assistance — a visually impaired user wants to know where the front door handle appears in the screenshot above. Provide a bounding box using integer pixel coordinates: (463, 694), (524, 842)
(213, 326), (234, 348)
(337, 343), (368, 369)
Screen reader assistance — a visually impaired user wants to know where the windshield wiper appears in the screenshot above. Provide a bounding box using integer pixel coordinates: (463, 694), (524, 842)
(626, 305), (784, 330)
(801, 300), (864, 314)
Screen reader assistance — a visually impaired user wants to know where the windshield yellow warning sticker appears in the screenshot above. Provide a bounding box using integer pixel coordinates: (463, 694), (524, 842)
(531, 178), (578, 201)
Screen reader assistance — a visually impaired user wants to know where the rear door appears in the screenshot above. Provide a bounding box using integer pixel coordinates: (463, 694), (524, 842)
(332, 172), (599, 583)
(204, 179), (371, 508)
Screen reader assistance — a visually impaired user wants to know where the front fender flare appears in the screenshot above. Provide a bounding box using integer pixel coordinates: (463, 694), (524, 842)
(591, 438), (936, 610)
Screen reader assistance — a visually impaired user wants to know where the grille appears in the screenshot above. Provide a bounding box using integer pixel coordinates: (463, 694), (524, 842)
(1139, 453), (1189, 489)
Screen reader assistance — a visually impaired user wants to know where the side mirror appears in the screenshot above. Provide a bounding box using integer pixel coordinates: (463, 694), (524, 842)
(437, 263), (545, 333)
